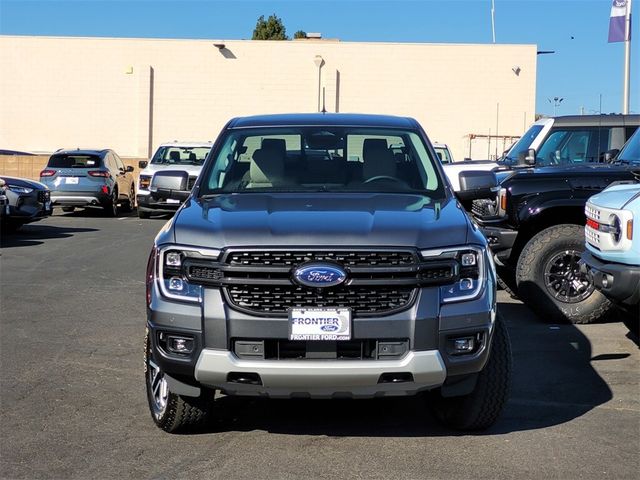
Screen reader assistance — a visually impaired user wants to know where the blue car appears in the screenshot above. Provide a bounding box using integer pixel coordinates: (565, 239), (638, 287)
(582, 130), (640, 334)
(40, 149), (136, 216)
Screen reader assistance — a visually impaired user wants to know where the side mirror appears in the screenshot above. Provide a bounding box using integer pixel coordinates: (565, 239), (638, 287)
(456, 170), (498, 201)
(603, 149), (620, 163)
(126, 165), (135, 173)
(524, 148), (536, 166)
(150, 170), (191, 202)
(138, 160), (148, 169)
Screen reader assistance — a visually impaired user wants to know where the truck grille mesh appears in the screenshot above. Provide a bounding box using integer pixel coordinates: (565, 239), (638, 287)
(225, 250), (416, 267)
(226, 284), (415, 315)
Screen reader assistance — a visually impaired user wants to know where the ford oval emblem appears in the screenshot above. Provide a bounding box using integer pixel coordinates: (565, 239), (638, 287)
(293, 263), (347, 288)
(320, 324), (339, 332)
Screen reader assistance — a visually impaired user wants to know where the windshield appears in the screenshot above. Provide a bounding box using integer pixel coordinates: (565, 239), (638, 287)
(617, 128), (640, 164)
(48, 154), (102, 168)
(151, 146), (210, 165)
(199, 127), (445, 198)
(499, 124), (544, 164)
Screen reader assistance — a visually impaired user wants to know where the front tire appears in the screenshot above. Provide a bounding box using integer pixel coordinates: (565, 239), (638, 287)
(122, 185), (135, 213)
(144, 330), (213, 433)
(516, 224), (612, 324)
(138, 209), (151, 219)
(61, 207), (75, 213)
(430, 312), (512, 431)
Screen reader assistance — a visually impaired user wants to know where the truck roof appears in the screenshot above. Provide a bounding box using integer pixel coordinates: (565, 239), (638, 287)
(227, 113), (419, 129)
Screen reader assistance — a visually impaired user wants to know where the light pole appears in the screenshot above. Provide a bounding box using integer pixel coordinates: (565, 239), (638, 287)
(548, 96), (564, 116)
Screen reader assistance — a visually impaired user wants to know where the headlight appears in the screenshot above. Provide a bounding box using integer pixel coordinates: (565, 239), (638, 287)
(156, 245), (221, 303)
(7, 184), (34, 194)
(139, 175), (152, 190)
(611, 214), (622, 244)
(421, 246), (488, 303)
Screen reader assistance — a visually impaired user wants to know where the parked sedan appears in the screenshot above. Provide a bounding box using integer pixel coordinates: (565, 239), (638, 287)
(0, 175), (52, 230)
(40, 149), (136, 216)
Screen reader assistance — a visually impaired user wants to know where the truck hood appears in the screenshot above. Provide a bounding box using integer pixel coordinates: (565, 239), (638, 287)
(589, 183), (640, 210)
(170, 193), (470, 249)
(140, 164), (203, 176)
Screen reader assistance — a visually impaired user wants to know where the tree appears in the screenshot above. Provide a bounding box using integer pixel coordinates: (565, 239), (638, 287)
(252, 14), (288, 40)
(293, 30), (307, 39)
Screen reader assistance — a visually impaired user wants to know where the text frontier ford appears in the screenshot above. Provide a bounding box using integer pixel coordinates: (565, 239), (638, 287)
(144, 114), (512, 433)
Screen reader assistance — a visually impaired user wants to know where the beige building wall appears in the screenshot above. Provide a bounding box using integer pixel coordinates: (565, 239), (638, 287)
(0, 35), (536, 162)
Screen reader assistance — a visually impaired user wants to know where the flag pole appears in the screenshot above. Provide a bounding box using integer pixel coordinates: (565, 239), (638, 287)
(623, 0), (632, 114)
(491, 0), (496, 43)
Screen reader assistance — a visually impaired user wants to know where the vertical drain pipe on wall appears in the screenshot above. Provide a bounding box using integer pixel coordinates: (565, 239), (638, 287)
(314, 55), (325, 112)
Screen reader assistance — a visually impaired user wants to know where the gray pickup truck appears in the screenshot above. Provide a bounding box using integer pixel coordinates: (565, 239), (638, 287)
(143, 113), (511, 433)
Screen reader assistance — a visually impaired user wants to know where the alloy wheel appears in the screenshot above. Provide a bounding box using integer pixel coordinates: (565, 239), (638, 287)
(543, 249), (594, 303)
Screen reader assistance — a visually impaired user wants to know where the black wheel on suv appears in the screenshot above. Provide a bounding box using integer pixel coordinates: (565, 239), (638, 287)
(429, 312), (512, 431)
(121, 184), (135, 213)
(516, 224), (612, 324)
(104, 189), (119, 217)
(144, 330), (214, 433)
(61, 207), (75, 213)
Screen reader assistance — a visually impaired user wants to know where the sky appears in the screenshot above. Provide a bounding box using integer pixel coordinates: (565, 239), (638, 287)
(0, 0), (638, 116)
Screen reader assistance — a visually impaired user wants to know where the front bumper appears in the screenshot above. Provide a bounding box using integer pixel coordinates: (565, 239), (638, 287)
(195, 349), (446, 398)
(137, 193), (181, 213)
(147, 275), (496, 398)
(581, 251), (640, 306)
(479, 224), (518, 262)
(3, 191), (52, 222)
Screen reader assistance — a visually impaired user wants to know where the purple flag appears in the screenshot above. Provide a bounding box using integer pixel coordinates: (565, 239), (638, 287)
(609, 0), (631, 43)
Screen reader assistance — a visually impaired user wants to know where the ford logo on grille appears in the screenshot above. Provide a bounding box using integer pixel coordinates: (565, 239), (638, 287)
(293, 263), (347, 288)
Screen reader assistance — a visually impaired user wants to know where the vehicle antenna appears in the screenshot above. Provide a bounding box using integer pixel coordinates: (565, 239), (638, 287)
(321, 87), (327, 113)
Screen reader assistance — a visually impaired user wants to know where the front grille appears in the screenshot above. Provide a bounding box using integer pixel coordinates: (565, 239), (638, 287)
(225, 250), (416, 267)
(472, 199), (498, 218)
(187, 265), (223, 281)
(226, 285), (415, 315)
(37, 190), (50, 203)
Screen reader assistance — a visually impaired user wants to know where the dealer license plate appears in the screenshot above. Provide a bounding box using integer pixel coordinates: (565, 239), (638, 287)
(65, 177), (79, 184)
(289, 308), (351, 341)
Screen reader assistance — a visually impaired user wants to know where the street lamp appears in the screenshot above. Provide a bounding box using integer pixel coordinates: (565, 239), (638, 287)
(548, 96), (564, 116)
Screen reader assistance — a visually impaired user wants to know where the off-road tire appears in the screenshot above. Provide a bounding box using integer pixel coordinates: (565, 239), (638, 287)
(138, 209), (151, 219)
(430, 312), (512, 431)
(144, 331), (213, 433)
(61, 207), (75, 213)
(516, 224), (612, 324)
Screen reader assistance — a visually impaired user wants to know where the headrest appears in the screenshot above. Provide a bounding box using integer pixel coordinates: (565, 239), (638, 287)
(363, 139), (389, 158)
(261, 138), (286, 153)
(188, 152), (197, 161)
(169, 151), (181, 162)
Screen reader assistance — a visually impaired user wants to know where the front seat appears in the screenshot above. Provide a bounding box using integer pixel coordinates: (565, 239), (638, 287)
(248, 142), (286, 188)
(362, 138), (397, 180)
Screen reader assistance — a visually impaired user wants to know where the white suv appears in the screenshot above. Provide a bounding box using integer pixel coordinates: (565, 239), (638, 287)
(137, 142), (212, 218)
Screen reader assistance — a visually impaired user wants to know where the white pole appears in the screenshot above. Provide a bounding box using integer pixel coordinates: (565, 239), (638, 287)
(622, 0), (632, 114)
(491, 0), (496, 43)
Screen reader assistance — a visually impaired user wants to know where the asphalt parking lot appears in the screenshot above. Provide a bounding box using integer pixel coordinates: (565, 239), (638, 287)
(1, 211), (638, 479)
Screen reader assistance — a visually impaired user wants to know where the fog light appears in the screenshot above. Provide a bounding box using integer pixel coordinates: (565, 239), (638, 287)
(459, 278), (474, 290)
(461, 253), (477, 266)
(167, 335), (194, 354)
(168, 277), (184, 291)
(452, 336), (475, 354)
(165, 252), (181, 267)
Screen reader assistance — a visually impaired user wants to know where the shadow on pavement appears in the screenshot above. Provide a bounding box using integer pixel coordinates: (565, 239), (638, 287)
(0, 223), (98, 248)
(184, 300), (615, 437)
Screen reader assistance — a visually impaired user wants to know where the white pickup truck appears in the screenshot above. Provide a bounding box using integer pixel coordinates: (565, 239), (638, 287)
(136, 141), (212, 218)
(441, 118), (556, 191)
